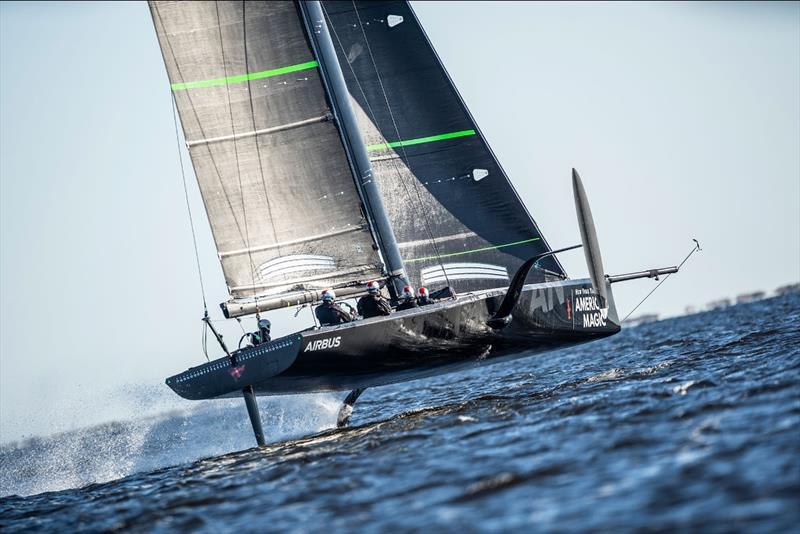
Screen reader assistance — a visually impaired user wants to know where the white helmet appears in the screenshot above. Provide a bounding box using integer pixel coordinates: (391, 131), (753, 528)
(402, 285), (416, 299)
(366, 280), (380, 294)
(321, 289), (335, 302)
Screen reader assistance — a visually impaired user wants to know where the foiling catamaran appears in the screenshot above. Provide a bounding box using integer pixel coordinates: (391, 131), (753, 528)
(150, 0), (683, 446)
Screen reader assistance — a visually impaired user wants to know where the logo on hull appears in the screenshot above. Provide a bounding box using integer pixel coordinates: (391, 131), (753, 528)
(574, 288), (608, 328)
(229, 364), (245, 379)
(304, 336), (342, 352)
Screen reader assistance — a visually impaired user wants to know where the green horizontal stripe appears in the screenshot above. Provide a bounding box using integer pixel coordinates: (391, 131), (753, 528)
(404, 237), (541, 264)
(367, 129), (476, 151)
(171, 60), (319, 91)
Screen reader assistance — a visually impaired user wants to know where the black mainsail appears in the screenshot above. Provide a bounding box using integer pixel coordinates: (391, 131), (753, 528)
(150, 1), (389, 316)
(321, 0), (566, 293)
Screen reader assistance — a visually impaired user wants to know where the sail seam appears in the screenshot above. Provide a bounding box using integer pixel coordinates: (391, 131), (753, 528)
(404, 237), (541, 264)
(219, 225), (367, 258)
(215, 0), (257, 304)
(186, 114), (330, 147)
(170, 60), (319, 91)
(366, 129), (476, 151)
(242, 0), (281, 291)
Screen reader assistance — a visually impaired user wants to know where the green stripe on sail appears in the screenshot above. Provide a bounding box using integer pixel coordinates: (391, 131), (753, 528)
(367, 129), (477, 151)
(404, 237), (541, 264)
(171, 60), (319, 91)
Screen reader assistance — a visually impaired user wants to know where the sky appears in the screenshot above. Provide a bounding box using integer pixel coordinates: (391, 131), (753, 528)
(1, 1), (798, 443)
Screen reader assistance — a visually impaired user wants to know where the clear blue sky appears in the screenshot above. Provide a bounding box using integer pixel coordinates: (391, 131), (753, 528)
(1, 1), (798, 443)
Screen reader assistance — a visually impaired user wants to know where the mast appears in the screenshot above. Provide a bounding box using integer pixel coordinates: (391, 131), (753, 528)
(321, 1), (566, 295)
(298, 0), (408, 300)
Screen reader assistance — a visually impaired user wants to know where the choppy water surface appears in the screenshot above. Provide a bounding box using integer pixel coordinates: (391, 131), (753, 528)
(2, 293), (799, 532)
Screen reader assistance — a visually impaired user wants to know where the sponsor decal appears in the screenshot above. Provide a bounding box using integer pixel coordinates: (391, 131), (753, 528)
(304, 336), (342, 352)
(573, 288), (608, 328)
(229, 365), (245, 379)
(566, 297), (572, 320)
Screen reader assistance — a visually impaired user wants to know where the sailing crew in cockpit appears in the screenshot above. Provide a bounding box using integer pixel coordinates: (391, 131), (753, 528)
(417, 287), (434, 305)
(315, 289), (353, 326)
(395, 285), (419, 311)
(248, 318), (271, 346)
(357, 280), (392, 319)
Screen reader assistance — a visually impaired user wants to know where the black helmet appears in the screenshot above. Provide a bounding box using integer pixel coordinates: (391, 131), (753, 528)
(258, 318), (271, 330)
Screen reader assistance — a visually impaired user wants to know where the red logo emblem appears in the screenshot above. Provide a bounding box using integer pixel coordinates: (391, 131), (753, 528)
(229, 365), (245, 380)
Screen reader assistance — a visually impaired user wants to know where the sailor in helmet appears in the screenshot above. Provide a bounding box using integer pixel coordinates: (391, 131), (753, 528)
(395, 285), (419, 311)
(248, 318), (271, 346)
(357, 280), (392, 319)
(315, 289), (353, 326)
(417, 286), (434, 306)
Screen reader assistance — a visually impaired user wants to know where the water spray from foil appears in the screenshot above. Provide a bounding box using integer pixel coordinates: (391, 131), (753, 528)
(0, 386), (343, 497)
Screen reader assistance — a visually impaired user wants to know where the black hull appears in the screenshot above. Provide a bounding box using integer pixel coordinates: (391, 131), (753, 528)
(167, 278), (620, 400)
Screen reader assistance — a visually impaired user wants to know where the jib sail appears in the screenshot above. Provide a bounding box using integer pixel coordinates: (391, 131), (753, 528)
(321, 0), (566, 292)
(150, 1), (385, 315)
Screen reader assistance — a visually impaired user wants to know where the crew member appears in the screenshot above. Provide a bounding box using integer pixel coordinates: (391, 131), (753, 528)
(357, 280), (392, 318)
(315, 289), (353, 326)
(395, 285), (419, 311)
(249, 318), (271, 346)
(418, 286), (434, 306)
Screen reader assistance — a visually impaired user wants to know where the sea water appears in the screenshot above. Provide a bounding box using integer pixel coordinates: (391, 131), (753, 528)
(1, 293), (798, 532)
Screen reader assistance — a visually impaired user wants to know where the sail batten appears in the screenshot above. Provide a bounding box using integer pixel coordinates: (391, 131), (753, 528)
(170, 60), (320, 91)
(366, 129), (477, 151)
(187, 114), (331, 147)
(150, 0), (385, 313)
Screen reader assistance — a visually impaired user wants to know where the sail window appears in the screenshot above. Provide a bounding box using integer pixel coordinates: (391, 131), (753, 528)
(421, 263), (509, 285)
(255, 254), (337, 282)
(387, 15), (404, 28)
(472, 169), (489, 182)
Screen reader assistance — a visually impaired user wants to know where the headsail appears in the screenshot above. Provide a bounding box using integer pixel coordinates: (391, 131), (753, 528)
(150, 1), (384, 315)
(322, 0), (566, 292)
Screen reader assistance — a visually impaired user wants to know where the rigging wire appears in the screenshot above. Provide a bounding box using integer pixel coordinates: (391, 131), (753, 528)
(215, 0), (259, 320)
(241, 0), (281, 316)
(170, 92), (211, 362)
(153, 3), (251, 258)
(349, 2), (452, 289)
(235, 317), (247, 334)
(171, 93), (209, 316)
(322, 2), (452, 289)
(622, 239), (702, 322)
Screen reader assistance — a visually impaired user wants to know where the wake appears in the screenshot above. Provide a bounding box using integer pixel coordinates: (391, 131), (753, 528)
(0, 390), (343, 498)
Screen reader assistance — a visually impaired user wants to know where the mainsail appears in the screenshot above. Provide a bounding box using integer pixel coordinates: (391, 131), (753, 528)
(150, 1), (385, 315)
(321, 0), (566, 292)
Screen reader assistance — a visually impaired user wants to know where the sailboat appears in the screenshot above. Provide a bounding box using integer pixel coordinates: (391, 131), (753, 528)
(149, 0), (681, 446)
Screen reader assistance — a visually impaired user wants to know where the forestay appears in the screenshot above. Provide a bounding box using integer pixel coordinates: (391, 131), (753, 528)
(150, 1), (384, 314)
(321, 0), (567, 293)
